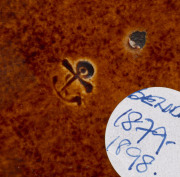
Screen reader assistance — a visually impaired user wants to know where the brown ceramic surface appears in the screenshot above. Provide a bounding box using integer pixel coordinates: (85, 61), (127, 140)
(0, 0), (179, 176)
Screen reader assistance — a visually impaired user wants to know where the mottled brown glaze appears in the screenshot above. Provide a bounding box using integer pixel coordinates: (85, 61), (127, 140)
(0, 0), (179, 176)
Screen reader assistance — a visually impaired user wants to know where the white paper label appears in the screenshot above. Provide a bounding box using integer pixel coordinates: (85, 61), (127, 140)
(105, 87), (180, 177)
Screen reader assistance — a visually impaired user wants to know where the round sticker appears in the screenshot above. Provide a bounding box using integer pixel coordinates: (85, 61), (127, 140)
(105, 87), (180, 177)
